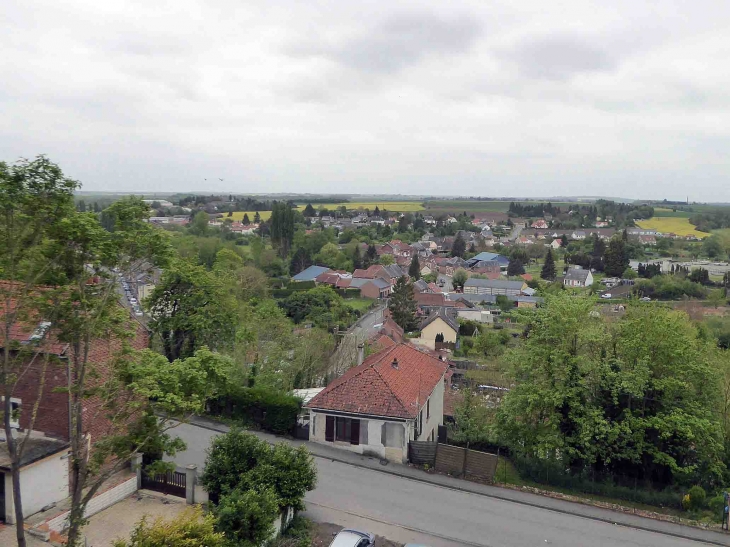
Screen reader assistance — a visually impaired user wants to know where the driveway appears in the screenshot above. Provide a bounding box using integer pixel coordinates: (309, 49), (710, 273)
(168, 422), (724, 547)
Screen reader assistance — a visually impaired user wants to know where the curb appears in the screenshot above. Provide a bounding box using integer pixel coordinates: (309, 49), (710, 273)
(184, 418), (729, 546)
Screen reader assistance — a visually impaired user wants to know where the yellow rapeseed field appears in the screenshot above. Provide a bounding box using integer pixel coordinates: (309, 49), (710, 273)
(635, 217), (709, 238)
(229, 211), (272, 222)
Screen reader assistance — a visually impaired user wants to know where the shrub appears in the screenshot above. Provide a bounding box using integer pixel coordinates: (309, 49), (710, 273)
(113, 506), (225, 547)
(708, 494), (726, 520)
(688, 485), (707, 511)
(210, 387), (301, 434)
(682, 494), (692, 511)
(215, 486), (280, 547)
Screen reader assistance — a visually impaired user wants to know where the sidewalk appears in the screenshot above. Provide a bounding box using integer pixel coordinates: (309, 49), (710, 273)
(187, 415), (730, 546)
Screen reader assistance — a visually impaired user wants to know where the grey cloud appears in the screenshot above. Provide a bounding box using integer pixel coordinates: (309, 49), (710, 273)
(290, 13), (482, 74)
(502, 35), (615, 81)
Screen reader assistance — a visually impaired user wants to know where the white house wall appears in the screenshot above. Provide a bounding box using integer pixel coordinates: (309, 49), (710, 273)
(4, 450), (69, 523)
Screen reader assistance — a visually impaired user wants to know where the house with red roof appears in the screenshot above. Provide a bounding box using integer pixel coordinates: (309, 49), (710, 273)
(306, 343), (449, 463)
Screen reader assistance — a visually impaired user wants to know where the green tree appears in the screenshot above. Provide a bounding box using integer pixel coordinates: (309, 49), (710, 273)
(560, 234), (569, 247)
(190, 211), (210, 236)
(388, 276), (418, 331)
(113, 506), (225, 547)
(604, 236), (629, 277)
(290, 246), (313, 276)
(497, 294), (724, 487)
(451, 233), (466, 257)
(703, 236), (723, 259)
(622, 267), (637, 280)
(408, 254), (420, 279)
(452, 387), (491, 448)
(147, 260), (238, 361)
(242, 213), (250, 225)
(452, 268), (468, 291)
(254, 211), (261, 223)
(270, 202), (295, 258)
(351, 243), (363, 270)
(215, 487), (280, 547)
(77, 199), (86, 212)
(541, 248), (556, 281)
(302, 203), (316, 217)
(507, 259), (525, 277)
(314, 242), (350, 270)
(379, 254), (395, 266)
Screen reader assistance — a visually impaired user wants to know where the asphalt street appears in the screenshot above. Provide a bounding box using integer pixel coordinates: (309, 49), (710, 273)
(168, 423), (719, 547)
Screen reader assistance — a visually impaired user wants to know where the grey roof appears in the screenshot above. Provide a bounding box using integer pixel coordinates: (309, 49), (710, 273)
(413, 279), (429, 292)
(507, 296), (544, 304)
(464, 278), (525, 290)
(0, 437), (69, 469)
(383, 264), (405, 278)
(564, 268), (590, 282)
(446, 293), (497, 304)
(292, 265), (330, 282)
(421, 308), (459, 333)
(348, 278), (370, 288)
(369, 278), (391, 289)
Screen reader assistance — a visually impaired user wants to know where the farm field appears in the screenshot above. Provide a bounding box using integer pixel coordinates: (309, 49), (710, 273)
(635, 217), (709, 238)
(651, 207), (692, 218)
(229, 211), (272, 221)
(295, 201), (425, 212)
(424, 200), (582, 214)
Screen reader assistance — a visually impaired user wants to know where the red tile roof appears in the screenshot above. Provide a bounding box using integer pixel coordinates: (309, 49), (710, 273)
(307, 343), (449, 419)
(415, 293), (446, 307)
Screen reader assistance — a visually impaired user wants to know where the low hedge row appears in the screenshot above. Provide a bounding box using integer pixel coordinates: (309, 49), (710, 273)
(209, 387), (302, 435)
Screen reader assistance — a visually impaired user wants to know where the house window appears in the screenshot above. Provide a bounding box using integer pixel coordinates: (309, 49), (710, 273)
(0, 397), (21, 429)
(426, 399), (430, 420)
(311, 415), (315, 437)
(328, 416), (361, 445)
(418, 410), (423, 437)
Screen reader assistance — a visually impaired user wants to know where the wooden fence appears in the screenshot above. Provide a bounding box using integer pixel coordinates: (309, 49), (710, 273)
(409, 441), (498, 482)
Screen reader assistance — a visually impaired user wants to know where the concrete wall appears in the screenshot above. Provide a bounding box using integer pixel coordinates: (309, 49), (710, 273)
(457, 309), (494, 323)
(46, 475), (137, 533)
(4, 449), (70, 523)
(421, 318), (457, 344)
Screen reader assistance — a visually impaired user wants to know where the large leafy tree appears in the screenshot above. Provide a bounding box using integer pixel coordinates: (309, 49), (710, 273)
(147, 260), (238, 361)
(604, 236), (629, 277)
(497, 294), (724, 488)
(452, 268), (468, 291)
(507, 259), (525, 277)
(269, 202), (295, 258)
(388, 276), (418, 331)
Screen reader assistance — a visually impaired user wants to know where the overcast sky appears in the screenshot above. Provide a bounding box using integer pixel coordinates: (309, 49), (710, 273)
(3, 0), (730, 201)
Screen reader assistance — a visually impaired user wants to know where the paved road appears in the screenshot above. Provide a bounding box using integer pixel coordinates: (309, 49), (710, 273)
(436, 274), (453, 292)
(348, 303), (385, 338)
(168, 423), (719, 547)
(508, 225), (523, 241)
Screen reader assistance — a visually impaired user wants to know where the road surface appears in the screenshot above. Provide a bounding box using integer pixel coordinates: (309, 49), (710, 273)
(168, 423), (717, 547)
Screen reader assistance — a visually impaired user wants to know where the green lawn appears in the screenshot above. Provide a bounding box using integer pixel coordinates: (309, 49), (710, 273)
(345, 298), (374, 312)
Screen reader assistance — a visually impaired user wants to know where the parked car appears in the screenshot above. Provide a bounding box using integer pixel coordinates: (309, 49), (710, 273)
(600, 293), (612, 299)
(640, 296), (651, 302)
(329, 529), (375, 547)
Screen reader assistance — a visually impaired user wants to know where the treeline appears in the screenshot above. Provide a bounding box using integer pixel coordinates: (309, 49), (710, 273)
(497, 295), (730, 495)
(690, 210), (730, 232)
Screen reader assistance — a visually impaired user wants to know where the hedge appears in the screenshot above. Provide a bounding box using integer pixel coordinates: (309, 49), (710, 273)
(209, 387), (302, 435)
(511, 455), (684, 508)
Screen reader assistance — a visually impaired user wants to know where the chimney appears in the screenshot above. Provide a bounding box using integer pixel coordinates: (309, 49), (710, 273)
(357, 343), (365, 366)
(391, 358), (399, 369)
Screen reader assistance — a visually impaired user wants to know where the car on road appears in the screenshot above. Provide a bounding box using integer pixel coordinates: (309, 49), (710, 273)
(600, 293), (612, 299)
(640, 296), (651, 302)
(329, 529), (375, 547)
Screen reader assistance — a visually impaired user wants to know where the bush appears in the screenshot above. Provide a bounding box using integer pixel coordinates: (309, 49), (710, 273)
(210, 387), (302, 434)
(273, 515), (312, 547)
(708, 494), (726, 519)
(113, 506), (225, 547)
(201, 430), (317, 512)
(215, 486), (280, 547)
(688, 485), (707, 511)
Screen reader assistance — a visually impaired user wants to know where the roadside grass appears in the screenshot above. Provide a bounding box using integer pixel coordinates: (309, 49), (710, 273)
(635, 217), (709, 238)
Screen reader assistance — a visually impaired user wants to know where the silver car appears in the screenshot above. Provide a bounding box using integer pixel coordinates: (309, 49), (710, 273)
(329, 529), (375, 547)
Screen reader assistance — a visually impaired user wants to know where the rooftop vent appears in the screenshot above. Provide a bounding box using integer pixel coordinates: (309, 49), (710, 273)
(391, 358), (399, 369)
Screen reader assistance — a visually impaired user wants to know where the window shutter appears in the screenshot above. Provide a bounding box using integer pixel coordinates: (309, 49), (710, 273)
(381, 423), (387, 446)
(350, 419), (360, 445)
(325, 415), (335, 442)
